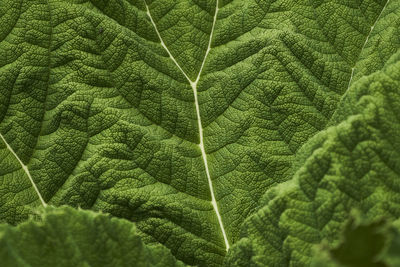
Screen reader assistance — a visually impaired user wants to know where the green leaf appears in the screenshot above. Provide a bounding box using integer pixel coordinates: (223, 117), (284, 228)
(0, 206), (185, 267)
(311, 214), (389, 267)
(0, 0), (399, 266)
(226, 37), (400, 267)
(310, 214), (400, 267)
(385, 220), (400, 267)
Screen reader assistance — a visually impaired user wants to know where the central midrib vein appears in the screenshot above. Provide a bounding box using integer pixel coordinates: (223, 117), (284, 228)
(144, 0), (230, 251)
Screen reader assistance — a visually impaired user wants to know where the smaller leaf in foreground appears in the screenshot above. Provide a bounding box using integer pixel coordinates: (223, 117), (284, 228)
(0, 206), (185, 267)
(311, 213), (400, 267)
(311, 212), (389, 267)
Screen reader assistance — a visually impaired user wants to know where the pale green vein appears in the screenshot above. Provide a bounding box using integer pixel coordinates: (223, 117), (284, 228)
(347, 0), (391, 90)
(0, 132), (47, 207)
(144, 0), (230, 251)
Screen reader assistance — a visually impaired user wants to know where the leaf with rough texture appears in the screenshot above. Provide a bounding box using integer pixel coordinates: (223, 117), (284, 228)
(311, 215), (389, 267)
(0, 206), (185, 267)
(225, 20), (400, 267)
(0, 0), (399, 266)
(311, 215), (400, 267)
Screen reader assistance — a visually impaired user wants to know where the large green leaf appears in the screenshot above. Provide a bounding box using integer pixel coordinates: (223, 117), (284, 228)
(0, 206), (184, 267)
(0, 0), (399, 266)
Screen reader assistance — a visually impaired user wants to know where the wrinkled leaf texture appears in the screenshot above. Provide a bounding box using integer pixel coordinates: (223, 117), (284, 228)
(0, 0), (399, 266)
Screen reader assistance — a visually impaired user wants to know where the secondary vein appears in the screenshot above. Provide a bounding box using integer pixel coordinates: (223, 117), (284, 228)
(347, 0), (390, 90)
(0, 132), (47, 207)
(144, 0), (230, 251)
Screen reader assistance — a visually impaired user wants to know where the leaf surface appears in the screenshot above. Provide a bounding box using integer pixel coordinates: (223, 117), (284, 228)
(0, 206), (184, 267)
(0, 0), (399, 265)
(225, 7), (400, 264)
(311, 215), (400, 267)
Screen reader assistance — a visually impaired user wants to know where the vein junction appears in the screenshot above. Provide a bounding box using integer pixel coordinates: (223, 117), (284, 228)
(144, 0), (230, 251)
(0, 132), (47, 207)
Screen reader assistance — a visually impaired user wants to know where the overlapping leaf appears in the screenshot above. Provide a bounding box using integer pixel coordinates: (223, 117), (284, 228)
(226, 10), (400, 264)
(0, 206), (184, 267)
